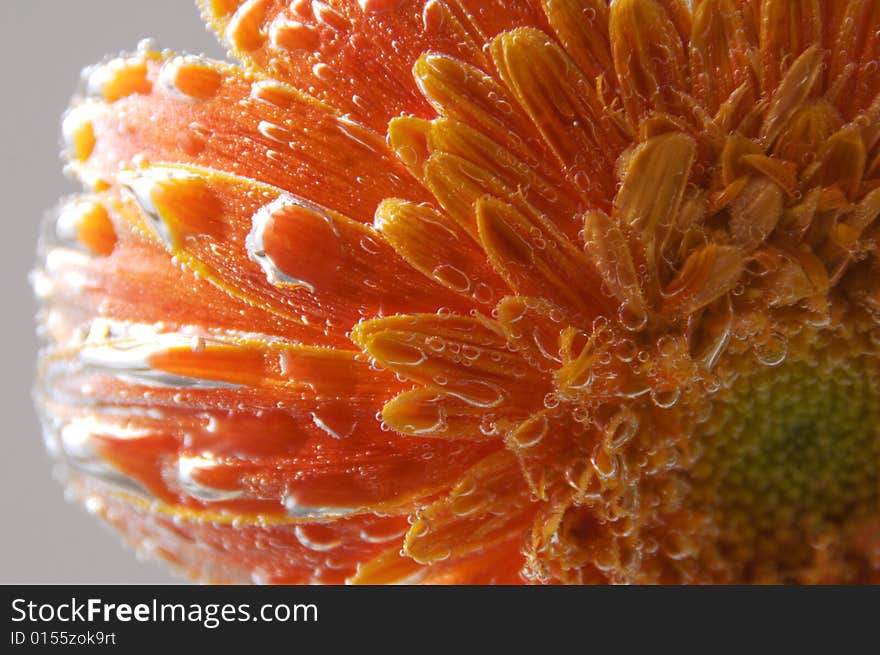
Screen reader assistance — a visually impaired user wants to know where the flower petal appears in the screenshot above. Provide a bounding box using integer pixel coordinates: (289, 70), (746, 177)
(381, 388), (529, 440)
(39, 333), (498, 514)
(760, 46), (824, 148)
(540, 0), (614, 86)
(426, 117), (585, 233)
(352, 312), (547, 409)
(65, 49), (426, 223)
(609, 0), (690, 122)
(35, 193), (312, 345)
(477, 197), (612, 322)
(806, 126), (867, 199)
(662, 244), (746, 316)
(117, 165), (475, 332)
(613, 132), (696, 264)
(374, 198), (506, 306)
(403, 450), (534, 564)
(200, 0), (548, 130)
(413, 53), (547, 170)
(728, 177), (784, 251)
(826, 1), (880, 118)
(582, 210), (647, 321)
(351, 533), (525, 584)
(757, 0), (822, 94)
(70, 475), (412, 583)
(491, 28), (629, 207)
(689, 0), (757, 114)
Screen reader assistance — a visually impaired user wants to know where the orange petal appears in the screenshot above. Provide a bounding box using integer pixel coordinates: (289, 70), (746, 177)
(426, 117), (585, 235)
(423, 152), (513, 235)
(689, 0), (757, 114)
(117, 165), (474, 331)
(609, 0), (690, 122)
(613, 132), (696, 260)
(760, 46), (824, 147)
(582, 210), (647, 325)
(476, 197), (611, 322)
(491, 28), (628, 206)
(662, 244), (746, 316)
(66, 49), (426, 223)
(352, 313), (546, 409)
(540, 0), (614, 86)
(806, 126), (867, 199)
(494, 296), (567, 374)
(49, 195), (117, 256)
(387, 116), (432, 177)
(721, 135), (764, 185)
(757, 0), (822, 94)
(381, 388), (529, 440)
(352, 533), (526, 584)
(200, 0), (549, 129)
(35, 193), (311, 346)
(41, 330), (398, 412)
(413, 53), (548, 172)
(71, 476), (412, 583)
(728, 177), (784, 250)
(403, 451), (534, 564)
(348, 546), (427, 584)
(40, 336), (500, 514)
(417, 535), (526, 584)
(826, 0), (880, 118)
(740, 154), (798, 197)
(843, 186), (880, 236)
(374, 198), (506, 306)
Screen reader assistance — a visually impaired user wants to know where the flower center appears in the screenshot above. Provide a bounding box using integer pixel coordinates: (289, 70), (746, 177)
(690, 349), (880, 572)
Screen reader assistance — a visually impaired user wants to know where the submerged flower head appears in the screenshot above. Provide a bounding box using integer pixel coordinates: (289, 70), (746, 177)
(34, 0), (880, 583)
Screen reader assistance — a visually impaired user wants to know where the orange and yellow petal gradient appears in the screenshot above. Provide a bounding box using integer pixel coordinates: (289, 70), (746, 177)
(33, 0), (880, 583)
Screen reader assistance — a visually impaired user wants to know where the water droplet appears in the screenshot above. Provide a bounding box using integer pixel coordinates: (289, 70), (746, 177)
(85, 57), (151, 102)
(431, 264), (471, 293)
(294, 524), (342, 551)
(604, 408), (639, 450)
(246, 195), (341, 292)
(650, 387), (681, 409)
(753, 332), (788, 367)
(312, 62), (333, 80)
(61, 109), (95, 162)
(509, 413), (548, 449)
(282, 493), (360, 519)
(120, 169), (223, 251)
(311, 411), (357, 439)
(449, 379), (505, 408)
(618, 301), (648, 332)
(177, 455), (244, 502)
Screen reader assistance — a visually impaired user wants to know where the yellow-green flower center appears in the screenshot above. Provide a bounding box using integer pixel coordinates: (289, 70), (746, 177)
(690, 351), (880, 572)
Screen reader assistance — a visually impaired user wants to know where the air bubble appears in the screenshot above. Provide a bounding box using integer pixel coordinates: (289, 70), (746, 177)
(650, 387), (681, 408)
(753, 333), (788, 367)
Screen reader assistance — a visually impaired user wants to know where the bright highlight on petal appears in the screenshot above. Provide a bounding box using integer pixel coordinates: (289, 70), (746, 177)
(34, 0), (880, 584)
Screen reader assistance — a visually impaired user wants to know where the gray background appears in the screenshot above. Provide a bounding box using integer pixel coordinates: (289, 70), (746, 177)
(0, 0), (226, 583)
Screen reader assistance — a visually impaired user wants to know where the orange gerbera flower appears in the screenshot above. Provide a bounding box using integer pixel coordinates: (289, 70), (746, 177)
(33, 0), (880, 584)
